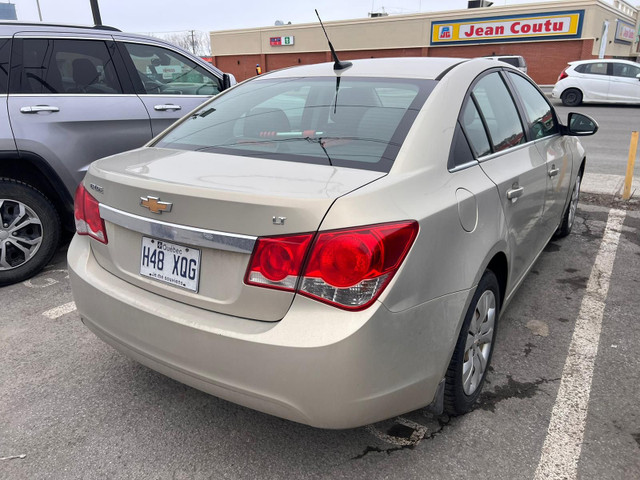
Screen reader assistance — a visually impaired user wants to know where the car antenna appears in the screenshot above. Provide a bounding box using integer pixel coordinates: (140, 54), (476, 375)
(315, 9), (352, 71)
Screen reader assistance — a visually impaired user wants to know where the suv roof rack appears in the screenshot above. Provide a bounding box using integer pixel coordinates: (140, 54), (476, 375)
(0, 21), (121, 32)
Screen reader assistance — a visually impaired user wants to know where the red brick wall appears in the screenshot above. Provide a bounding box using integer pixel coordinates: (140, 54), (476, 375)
(427, 39), (596, 84)
(214, 39), (595, 85)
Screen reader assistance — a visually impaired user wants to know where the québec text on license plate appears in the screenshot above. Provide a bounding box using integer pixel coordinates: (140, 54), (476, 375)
(140, 237), (201, 292)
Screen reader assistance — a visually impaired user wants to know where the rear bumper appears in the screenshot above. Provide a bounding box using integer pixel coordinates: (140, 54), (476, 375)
(68, 235), (469, 428)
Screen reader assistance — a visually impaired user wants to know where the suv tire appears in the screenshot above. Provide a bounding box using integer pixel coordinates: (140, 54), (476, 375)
(0, 179), (61, 286)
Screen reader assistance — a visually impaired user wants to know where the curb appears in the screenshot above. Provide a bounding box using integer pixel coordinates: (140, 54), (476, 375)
(582, 172), (639, 198)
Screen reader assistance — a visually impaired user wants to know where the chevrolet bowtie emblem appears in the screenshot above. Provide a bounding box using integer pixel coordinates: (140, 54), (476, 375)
(140, 196), (173, 214)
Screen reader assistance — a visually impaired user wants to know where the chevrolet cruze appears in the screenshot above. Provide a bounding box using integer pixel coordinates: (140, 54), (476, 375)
(68, 57), (597, 428)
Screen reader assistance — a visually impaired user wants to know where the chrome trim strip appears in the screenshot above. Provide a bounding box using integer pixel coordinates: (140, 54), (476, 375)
(449, 160), (480, 173)
(99, 204), (257, 254)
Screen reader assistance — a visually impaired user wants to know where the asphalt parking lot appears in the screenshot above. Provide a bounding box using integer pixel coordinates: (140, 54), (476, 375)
(2, 103), (640, 479)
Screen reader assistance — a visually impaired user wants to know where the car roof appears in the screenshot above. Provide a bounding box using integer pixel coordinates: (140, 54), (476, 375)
(0, 21), (225, 75)
(569, 59), (640, 66)
(259, 57), (493, 81)
(0, 21), (173, 45)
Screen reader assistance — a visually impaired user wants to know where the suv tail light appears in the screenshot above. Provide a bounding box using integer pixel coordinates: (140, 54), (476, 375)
(245, 221), (418, 310)
(558, 68), (569, 81)
(74, 184), (108, 244)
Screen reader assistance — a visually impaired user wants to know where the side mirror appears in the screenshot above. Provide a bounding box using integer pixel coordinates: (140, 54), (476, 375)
(636, 73), (640, 81)
(221, 73), (237, 91)
(566, 112), (598, 136)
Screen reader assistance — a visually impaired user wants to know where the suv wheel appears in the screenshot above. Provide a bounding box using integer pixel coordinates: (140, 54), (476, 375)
(0, 179), (61, 286)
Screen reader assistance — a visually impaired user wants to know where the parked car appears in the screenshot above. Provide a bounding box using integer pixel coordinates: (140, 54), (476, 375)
(68, 57), (597, 428)
(0, 22), (235, 286)
(552, 59), (640, 106)
(484, 54), (527, 73)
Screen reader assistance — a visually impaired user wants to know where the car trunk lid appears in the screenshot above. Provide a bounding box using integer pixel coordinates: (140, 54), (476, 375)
(83, 147), (385, 321)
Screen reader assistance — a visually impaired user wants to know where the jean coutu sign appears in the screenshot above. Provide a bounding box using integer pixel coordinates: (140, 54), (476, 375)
(431, 10), (584, 45)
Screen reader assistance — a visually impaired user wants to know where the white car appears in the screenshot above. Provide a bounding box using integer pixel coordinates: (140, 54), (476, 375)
(552, 59), (640, 106)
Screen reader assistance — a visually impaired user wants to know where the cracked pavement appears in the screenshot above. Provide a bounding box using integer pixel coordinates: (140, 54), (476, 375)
(1, 198), (638, 479)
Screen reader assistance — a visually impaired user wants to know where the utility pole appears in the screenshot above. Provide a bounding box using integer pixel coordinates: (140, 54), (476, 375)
(89, 0), (102, 26)
(190, 30), (196, 54)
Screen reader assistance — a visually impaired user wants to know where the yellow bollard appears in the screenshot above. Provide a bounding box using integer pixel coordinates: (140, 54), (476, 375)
(623, 131), (638, 201)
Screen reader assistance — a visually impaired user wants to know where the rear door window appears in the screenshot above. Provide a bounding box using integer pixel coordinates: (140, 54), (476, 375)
(460, 98), (491, 158)
(13, 39), (123, 94)
(580, 62), (609, 75)
(471, 72), (526, 153)
(0, 38), (10, 94)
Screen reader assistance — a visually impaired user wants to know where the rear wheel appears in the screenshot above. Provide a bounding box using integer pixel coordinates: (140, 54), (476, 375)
(444, 270), (500, 415)
(561, 88), (582, 107)
(0, 179), (61, 286)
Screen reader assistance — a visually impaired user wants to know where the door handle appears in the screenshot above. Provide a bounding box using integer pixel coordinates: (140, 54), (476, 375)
(548, 166), (560, 177)
(20, 105), (60, 114)
(506, 186), (524, 200)
(154, 104), (182, 111)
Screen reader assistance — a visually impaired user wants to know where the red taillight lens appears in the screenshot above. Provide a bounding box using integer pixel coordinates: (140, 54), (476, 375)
(300, 221), (418, 310)
(244, 221), (418, 310)
(245, 233), (313, 291)
(558, 68), (569, 81)
(74, 184), (108, 244)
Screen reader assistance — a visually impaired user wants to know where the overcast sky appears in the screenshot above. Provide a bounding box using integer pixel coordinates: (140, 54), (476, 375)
(11, 0), (580, 34)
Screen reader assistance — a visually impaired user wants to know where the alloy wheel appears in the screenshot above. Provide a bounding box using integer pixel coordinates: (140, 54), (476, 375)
(0, 199), (44, 270)
(462, 289), (496, 395)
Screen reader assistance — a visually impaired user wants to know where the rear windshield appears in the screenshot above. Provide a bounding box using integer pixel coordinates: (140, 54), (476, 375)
(153, 76), (435, 172)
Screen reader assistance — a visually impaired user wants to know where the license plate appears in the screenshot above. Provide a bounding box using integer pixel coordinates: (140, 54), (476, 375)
(140, 237), (201, 292)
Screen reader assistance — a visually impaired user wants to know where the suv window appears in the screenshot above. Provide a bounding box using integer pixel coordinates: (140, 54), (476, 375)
(507, 73), (558, 140)
(123, 43), (221, 96)
(471, 73), (525, 153)
(14, 39), (123, 94)
(611, 62), (640, 78)
(0, 38), (10, 94)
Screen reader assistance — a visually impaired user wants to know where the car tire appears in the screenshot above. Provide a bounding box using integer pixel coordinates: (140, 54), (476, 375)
(561, 88), (582, 107)
(0, 179), (61, 286)
(554, 172), (581, 239)
(444, 269), (500, 415)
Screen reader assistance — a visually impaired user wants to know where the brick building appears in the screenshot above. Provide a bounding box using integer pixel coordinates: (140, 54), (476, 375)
(209, 0), (639, 84)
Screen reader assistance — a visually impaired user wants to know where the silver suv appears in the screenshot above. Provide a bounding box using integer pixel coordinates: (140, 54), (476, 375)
(0, 22), (235, 285)
(485, 55), (528, 74)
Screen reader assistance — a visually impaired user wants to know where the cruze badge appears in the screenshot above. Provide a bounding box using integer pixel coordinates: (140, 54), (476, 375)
(140, 196), (173, 214)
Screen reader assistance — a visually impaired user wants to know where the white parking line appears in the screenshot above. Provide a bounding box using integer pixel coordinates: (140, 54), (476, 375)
(534, 209), (626, 480)
(42, 301), (77, 319)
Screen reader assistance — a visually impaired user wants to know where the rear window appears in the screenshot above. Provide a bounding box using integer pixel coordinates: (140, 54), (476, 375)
(154, 76), (435, 172)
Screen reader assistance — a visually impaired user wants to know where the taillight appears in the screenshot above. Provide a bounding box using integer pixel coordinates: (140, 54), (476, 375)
(245, 233), (313, 291)
(558, 68), (569, 81)
(244, 221), (418, 310)
(74, 184), (108, 244)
